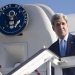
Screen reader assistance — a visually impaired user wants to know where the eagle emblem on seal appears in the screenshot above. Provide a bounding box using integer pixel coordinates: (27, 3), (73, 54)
(5, 10), (20, 29)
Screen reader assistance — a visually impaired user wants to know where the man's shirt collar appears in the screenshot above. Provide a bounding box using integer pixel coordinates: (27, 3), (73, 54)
(59, 33), (69, 44)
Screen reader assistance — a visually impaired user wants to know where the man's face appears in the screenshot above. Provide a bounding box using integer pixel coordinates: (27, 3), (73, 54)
(52, 17), (68, 39)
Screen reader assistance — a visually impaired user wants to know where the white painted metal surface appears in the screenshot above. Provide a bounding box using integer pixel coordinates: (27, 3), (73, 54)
(7, 49), (58, 75)
(0, 4), (57, 75)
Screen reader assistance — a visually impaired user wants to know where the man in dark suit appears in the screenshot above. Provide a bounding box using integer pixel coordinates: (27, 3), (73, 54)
(48, 13), (75, 75)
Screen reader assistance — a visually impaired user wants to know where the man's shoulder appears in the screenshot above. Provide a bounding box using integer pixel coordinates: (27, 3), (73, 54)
(48, 40), (58, 50)
(69, 33), (75, 40)
(50, 41), (58, 47)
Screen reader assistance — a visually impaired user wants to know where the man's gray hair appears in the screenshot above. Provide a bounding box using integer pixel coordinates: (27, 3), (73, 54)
(51, 13), (68, 26)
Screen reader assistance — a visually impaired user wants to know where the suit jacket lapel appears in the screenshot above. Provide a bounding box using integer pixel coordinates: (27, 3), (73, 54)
(66, 34), (72, 56)
(56, 40), (61, 56)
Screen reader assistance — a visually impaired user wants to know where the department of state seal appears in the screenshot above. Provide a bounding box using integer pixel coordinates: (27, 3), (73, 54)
(0, 4), (28, 36)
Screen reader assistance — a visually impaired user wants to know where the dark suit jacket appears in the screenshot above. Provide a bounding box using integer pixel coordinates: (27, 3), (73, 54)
(48, 33), (75, 75)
